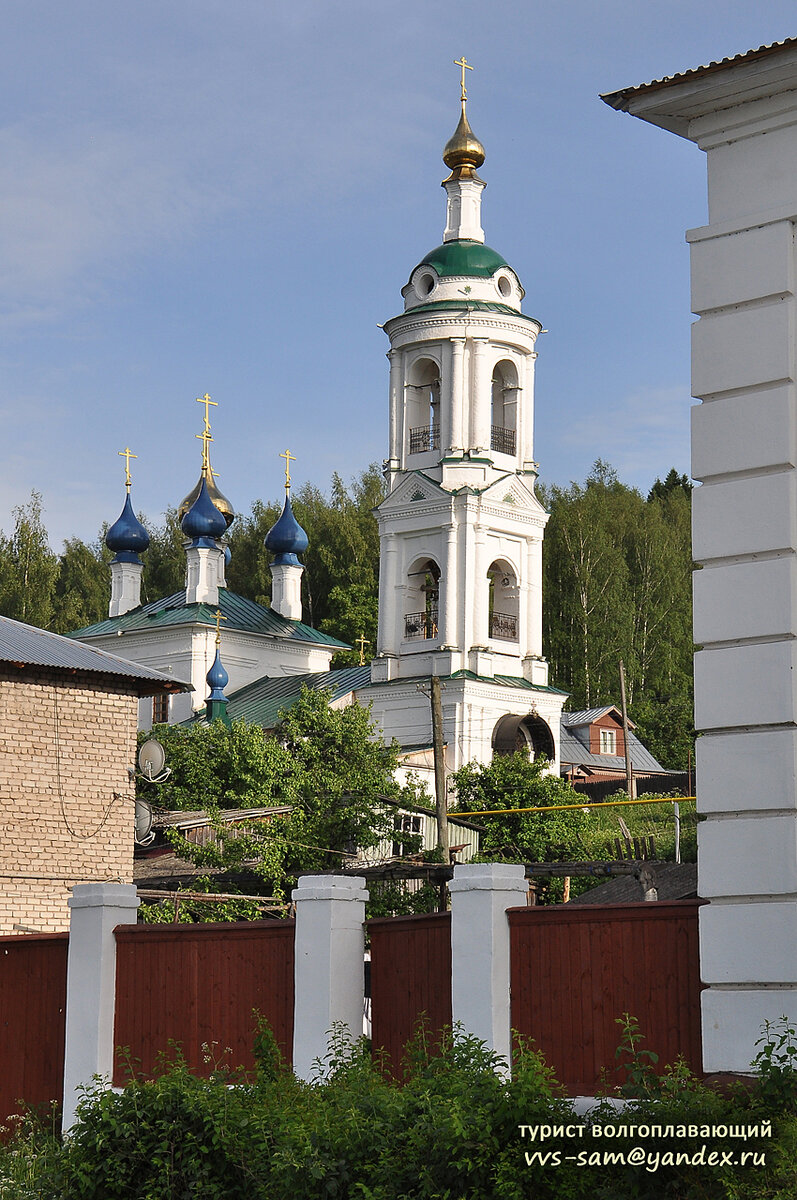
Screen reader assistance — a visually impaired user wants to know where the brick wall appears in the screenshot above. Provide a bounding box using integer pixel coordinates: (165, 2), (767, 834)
(0, 668), (139, 934)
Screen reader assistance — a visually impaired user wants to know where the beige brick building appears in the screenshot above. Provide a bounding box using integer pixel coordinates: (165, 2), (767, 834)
(0, 617), (187, 933)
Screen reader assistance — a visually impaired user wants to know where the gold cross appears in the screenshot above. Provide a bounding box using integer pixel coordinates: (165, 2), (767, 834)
(454, 56), (473, 102)
(196, 428), (214, 472)
(196, 393), (217, 434)
(279, 448), (296, 491)
(213, 607), (228, 646)
(118, 447), (137, 491)
(356, 634), (370, 665)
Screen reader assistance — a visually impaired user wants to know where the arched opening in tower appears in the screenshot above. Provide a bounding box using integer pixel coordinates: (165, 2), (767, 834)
(490, 360), (518, 456)
(404, 557), (441, 641)
(407, 358), (441, 455)
(492, 713), (555, 763)
(487, 559), (519, 642)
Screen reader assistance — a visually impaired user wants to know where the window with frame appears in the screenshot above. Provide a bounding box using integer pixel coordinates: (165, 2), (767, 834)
(392, 813), (423, 857)
(152, 693), (170, 725)
(599, 728), (617, 755)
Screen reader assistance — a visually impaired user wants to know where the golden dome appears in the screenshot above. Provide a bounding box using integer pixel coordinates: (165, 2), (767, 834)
(443, 103), (485, 175)
(178, 459), (235, 529)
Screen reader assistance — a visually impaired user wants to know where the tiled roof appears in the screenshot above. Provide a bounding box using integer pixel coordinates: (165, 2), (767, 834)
(69, 588), (348, 649)
(0, 615), (189, 695)
(192, 664), (372, 728)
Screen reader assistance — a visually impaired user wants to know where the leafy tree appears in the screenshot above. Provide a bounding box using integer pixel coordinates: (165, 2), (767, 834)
(141, 506), (185, 602)
(140, 691), (424, 900)
(0, 491), (59, 628)
(52, 537), (110, 633)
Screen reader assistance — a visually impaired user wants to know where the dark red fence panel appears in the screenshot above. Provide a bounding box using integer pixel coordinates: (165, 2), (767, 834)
(368, 911), (451, 1073)
(113, 920), (294, 1085)
(0, 934), (68, 1125)
(510, 900), (703, 1094)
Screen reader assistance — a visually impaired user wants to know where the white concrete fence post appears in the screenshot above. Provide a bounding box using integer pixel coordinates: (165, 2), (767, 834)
(292, 874), (368, 1081)
(62, 882), (139, 1131)
(448, 862), (527, 1068)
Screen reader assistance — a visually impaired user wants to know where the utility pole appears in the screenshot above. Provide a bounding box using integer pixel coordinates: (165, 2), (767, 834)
(430, 675), (450, 861)
(619, 660), (634, 799)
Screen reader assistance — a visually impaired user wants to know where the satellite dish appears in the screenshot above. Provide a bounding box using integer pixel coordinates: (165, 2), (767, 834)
(134, 798), (154, 845)
(138, 738), (166, 780)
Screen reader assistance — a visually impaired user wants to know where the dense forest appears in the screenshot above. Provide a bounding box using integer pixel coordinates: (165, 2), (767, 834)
(0, 461), (694, 768)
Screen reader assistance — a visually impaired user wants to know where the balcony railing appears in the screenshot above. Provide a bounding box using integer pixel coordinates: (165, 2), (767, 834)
(490, 611), (518, 641)
(490, 425), (516, 455)
(404, 609), (439, 640)
(409, 424), (440, 454)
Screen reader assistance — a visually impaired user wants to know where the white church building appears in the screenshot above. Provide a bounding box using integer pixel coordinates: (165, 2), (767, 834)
(71, 84), (568, 781)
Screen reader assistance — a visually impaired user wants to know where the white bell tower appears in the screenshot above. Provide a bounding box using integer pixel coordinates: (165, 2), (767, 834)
(371, 81), (551, 691)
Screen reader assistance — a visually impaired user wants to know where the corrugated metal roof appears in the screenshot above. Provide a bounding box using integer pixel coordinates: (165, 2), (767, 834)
(562, 706), (638, 728)
(601, 38), (797, 110)
(0, 615), (189, 694)
(192, 664), (372, 728)
(559, 727), (667, 775)
(69, 587), (348, 649)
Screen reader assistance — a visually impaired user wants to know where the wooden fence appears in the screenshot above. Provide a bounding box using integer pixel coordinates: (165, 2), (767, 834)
(0, 934), (68, 1127)
(509, 900), (703, 1094)
(368, 911), (451, 1072)
(113, 920), (295, 1084)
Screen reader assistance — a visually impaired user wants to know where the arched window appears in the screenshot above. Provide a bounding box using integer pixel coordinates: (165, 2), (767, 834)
(407, 359), (441, 454)
(492, 713), (555, 762)
(490, 361), (518, 455)
(487, 559), (519, 642)
(404, 558), (440, 641)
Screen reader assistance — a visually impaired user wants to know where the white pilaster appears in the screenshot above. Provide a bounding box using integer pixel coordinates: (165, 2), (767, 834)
(387, 349), (402, 475)
(440, 521), (460, 649)
(270, 562), (303, 620)
(448, 862), (527, 1068)
(470, 339), (491, 453)
(521, 352), (536, 467)
(292, 875), (368, 1081)
(443, 175), (486, 243)
(448, 338), (466, 453)
(109, 561), (143, 617)
(613, 42), (797, 1076)
(62, 883), (140, 1131)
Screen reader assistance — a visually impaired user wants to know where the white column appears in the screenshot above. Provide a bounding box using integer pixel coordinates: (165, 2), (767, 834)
(387, 349), (402, 471)
(472, 522), (488, 647)
(62, 883), (140, 1131)
(448, 863), (527, 1069)
(520, 352), (536, 467)
(440, 521), (459, 649)
(377, 532), (400, 657)
(108, 561), (143, 617)
(470, 339), (491, 453)
(448, 338), (466, 453)
(292, 875), (368, 1081)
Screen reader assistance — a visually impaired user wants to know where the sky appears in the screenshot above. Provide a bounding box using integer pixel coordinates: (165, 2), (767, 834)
(2, 1), (796, 549)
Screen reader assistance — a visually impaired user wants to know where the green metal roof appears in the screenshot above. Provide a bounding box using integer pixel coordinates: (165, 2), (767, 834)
(69, 588), (348, 649)
(393, 299), (537, 322)
(191, 664), (372, 727)
(363, 670), (569, 698)
(414, 240), (509, 278)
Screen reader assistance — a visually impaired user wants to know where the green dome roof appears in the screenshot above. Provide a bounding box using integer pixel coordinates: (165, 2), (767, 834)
(414, 240), (509, 279)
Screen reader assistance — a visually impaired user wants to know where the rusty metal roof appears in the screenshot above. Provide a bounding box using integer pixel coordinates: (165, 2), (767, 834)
(0, 615), (189, 694)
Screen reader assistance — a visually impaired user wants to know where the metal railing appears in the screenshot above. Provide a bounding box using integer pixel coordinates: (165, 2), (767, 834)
(490, 611), (518, 641)
(490, 425), (516, 455)
(409, 424), (440, 454)
(404, 609), (439, 640)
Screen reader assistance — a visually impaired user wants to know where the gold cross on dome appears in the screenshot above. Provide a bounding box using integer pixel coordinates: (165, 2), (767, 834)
(454, 56), (473, 101)
(279, 448), (296, 492)
(213, 607), (227, 646)
(356, 634), (370, 665)
(196, 393), (217, 434)
(118, 447), (137, 491)
(196, 428), (214, 472)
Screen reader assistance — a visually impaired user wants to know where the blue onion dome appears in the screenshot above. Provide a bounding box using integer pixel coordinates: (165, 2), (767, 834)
(265, 494), (309, 565)
(206, 645), (229, 700)
(178, 464), (235, 529)
(106, 493), (150, 562)
(181, 476), (227, 541)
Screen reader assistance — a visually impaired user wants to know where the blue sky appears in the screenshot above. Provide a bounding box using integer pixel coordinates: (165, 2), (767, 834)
(2, 2), (796, 548)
